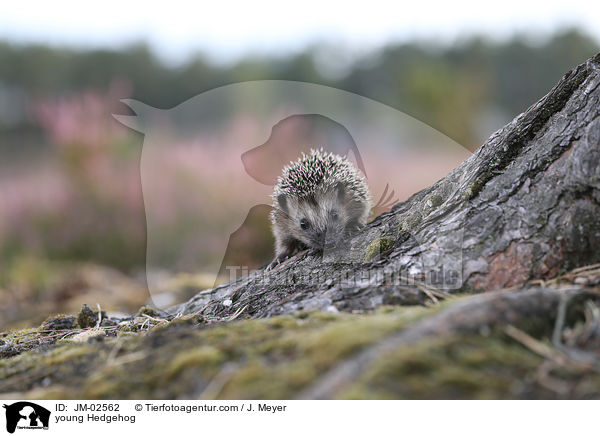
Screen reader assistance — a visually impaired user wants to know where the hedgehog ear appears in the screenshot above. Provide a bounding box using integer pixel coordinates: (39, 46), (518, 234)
(335, 182), (346, 201)
(277, 194), (289, 213)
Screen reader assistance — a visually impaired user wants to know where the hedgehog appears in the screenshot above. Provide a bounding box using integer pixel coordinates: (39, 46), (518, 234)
(268, 148), (372, 267)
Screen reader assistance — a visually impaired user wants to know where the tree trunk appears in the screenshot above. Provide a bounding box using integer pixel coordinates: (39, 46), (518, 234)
(172, 52), (600, 321)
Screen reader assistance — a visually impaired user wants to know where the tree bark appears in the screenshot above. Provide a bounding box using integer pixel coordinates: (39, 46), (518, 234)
(171, 52), (600, 321)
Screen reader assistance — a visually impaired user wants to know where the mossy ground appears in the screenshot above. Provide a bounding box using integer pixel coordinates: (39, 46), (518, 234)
(338, 333), (600, 399)
(0, 306), (428, 399)
(2, 294), (599, 399)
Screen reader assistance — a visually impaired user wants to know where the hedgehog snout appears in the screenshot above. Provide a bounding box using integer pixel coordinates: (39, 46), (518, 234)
(308, 229), (333, 250)
(323, 227), (343, 249)
(314, 230), (326, 247)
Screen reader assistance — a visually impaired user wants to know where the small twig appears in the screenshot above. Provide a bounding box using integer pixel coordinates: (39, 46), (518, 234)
(571, 263), (600, 274)
(551, 296), (600, 365)
(552, 295), (569, 348)
(527, 264), (600, 289)
(195, 300), (220, 316)
(227, 305), (248, 322)
(418, 286), (439, 304)
(410, 280), (453, 305)
(505, 323), (598, 371)
(56, 330), (81, 341)
(141, 313), (167, 323)
(96, 303), (103, 328)
(10, 325), (121, 346)
(504, 325), (567, 364)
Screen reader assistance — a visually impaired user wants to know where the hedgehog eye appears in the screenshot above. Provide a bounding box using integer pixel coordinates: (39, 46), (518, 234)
(300, 218), (310, 230)
(330, 210), (339, 221)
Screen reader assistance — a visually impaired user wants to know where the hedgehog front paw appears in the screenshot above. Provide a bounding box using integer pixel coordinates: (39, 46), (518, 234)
(266, 254), (289, 271)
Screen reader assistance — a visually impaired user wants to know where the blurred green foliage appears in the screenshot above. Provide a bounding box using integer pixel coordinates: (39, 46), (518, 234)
(0, 28), (597, 148)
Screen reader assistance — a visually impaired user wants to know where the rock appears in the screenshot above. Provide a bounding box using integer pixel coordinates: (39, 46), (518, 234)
(76, 304), (105, 328)
(67, 329), (106, 343)
(40, 315), (76, 331)
(0, 342), (18, 358)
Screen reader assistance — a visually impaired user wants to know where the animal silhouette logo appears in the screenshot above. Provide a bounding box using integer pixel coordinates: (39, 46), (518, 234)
(241, 113), (368, 185)
(3, 402), (50, 433)
(113, 80), (471, 300)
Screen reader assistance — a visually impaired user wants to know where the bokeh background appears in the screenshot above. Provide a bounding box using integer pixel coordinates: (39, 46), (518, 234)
(1, 1), (599, 328)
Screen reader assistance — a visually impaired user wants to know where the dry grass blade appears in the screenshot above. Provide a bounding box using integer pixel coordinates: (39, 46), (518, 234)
(96, 303), (103, 328)
(571, 263), (600, 274)
(141, 313), (168, 323)
(11, 326), (120, 346)
(417, 286), (438, 304)
(227, 305), (248, 321)
(411, 280), (453, 305)
(504, 325), (568, 364)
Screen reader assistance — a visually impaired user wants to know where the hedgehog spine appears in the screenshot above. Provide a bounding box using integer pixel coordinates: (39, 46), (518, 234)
(269, 148), (371, 267)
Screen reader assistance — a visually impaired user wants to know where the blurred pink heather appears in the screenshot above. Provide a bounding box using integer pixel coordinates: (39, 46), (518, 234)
(0, 82), (148, 269)
(1, 83), (274, 271)
(1, 82), (466, 273)
(33, 81), (132, 149)
(0, 168), (72, 248)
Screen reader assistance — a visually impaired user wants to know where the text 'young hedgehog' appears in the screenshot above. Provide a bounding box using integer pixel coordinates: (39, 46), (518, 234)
(269, 148), (372, 267)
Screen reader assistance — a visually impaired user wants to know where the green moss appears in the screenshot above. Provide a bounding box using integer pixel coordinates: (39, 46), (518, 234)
(463, 172), (493, 200)
(364, 237), (395, 262)
(98, 308), (422, 398)
(4, 296), (600, 399)
(398, 211), (423, 234)
(117, 322), (136, 332)
(299, 315), (407, 369)
(427, 193), (444, 208)
(137, 306), (159, 317)
(45, 344), (96, 365)
(15, 386), (76, 400)
(5, 306), (432, 398)
(2, 328), (39, 344)
(77, 304), (99, 328)
(84, 367), (129, 399)
(420, 193), (447, 217)
(336, 333), (598, 399)
(150, 314), (204, 332)
(221, 360), (320, 399)
(166, 346), (225, 379)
